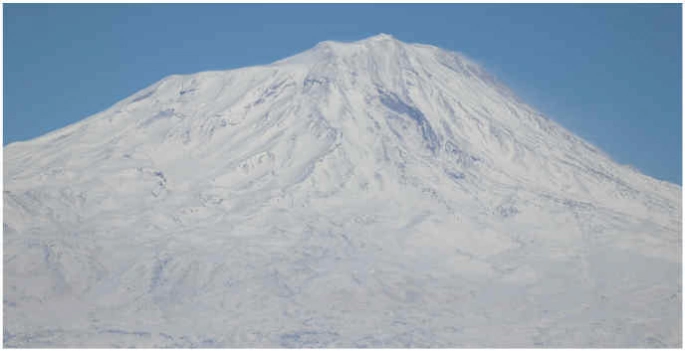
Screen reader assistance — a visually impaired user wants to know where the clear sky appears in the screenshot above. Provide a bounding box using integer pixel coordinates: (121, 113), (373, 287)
(4, 4), (682, 184)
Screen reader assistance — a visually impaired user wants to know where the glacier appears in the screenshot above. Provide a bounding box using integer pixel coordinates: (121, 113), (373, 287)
(3, 33), (681, 347)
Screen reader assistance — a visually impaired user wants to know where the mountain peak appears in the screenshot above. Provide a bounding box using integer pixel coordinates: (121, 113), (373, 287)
(274, 33), (407, 66)
(318, 33), (400, 47)
(362, 33), (398, 42)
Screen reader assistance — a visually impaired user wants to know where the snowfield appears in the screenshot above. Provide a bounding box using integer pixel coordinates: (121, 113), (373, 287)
(3, 34), (681, 347)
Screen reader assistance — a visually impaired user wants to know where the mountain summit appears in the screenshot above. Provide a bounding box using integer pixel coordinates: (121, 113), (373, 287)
(4, 35), (681, 347)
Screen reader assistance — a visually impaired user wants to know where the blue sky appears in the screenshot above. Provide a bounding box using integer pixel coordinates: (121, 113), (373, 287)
(4, 4), (682, 184)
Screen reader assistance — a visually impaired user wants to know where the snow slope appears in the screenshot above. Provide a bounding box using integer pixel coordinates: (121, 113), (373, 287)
(4, 34), (681, 347)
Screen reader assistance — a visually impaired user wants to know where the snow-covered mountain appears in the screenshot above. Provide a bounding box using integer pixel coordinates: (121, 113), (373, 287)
(4, 34), (681, 347)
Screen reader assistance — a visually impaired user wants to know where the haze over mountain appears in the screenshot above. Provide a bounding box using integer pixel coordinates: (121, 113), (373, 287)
(4, 34), (681, 347)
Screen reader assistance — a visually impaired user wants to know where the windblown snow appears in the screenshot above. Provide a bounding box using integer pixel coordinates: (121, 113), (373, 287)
(3, 34), (681, 347)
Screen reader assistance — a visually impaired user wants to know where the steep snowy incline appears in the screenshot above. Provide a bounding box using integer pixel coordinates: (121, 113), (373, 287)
(4, 34), (681, 347)
(5, 34), (678, 222)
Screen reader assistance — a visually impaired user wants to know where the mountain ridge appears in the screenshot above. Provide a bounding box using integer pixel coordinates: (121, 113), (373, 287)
(4, 34), (681, 347)
(5, 34), (674, 188)
(6, 35), (679, 217)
